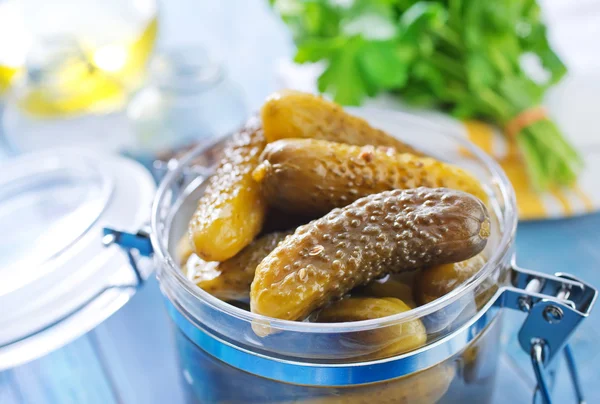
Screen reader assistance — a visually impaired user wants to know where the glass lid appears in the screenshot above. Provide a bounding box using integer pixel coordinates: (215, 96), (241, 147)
(0, 151), (113, 297)
(0, 148), (156, 370)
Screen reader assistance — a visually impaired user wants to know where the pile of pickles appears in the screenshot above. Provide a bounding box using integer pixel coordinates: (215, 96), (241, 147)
(180, 90), (492, 360)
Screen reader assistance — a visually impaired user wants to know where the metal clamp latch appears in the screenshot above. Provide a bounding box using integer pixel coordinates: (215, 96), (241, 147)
(0, 228), (155, 351)
(102, 227), (154, 285)
(499, 262), (597, 404)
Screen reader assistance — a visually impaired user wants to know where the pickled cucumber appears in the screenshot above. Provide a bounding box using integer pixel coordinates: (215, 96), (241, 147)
(356, 277), (416, 308)
(475, 278), (500, 310)
(261, 90), (421, 155)
(188, 117), (267, 262)
(260, 208), (314, 235)
(251, 188), (490, 321)
(317, 297), (426, 359)
(303, 365), (455, 404)
(462, 315), (502, 384)
(253, 138), (487, 216)
(185, 231), (291, 301)
(176, 234), (194, 266)
(415, 254), (487, 305)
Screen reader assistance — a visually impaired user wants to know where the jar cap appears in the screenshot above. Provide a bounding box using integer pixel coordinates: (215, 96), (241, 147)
(0, 148), (155, 370)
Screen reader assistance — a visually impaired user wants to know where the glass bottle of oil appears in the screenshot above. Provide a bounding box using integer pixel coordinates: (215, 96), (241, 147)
(1, 0), (158, 154)
(1, 0), (157, 116)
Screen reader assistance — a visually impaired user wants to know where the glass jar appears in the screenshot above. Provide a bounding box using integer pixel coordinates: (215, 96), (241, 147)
(113, 108), (595, 403)
(125, 46), (247, 169)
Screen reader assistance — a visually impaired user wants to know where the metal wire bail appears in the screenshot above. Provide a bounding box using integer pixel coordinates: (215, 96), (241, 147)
(531, 343), (586, 404)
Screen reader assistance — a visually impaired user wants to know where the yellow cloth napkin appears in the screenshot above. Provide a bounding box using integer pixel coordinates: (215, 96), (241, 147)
(463, 121), (593, 220)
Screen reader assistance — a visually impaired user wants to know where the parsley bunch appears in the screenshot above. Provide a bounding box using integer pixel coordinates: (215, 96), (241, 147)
(270, 0), (583, 189)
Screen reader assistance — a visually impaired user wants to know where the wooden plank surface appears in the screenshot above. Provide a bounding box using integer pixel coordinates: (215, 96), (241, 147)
(1, 336), (117, 404)
(1, 1), (599, 403)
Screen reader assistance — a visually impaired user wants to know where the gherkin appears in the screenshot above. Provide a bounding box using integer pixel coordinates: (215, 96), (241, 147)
(355, 276), (416, 308)
(250, 188), (490, 321)
(302, 362), (455, 404)
(261, 90), (421, 155)
(317, 297), (426, 360)
(254, 138), (487, 216)
(415, 254), (487, 305)
(185, 231), (291, 301)
(189, 117), (267, 262)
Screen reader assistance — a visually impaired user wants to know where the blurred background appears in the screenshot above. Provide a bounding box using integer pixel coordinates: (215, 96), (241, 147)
(0, 1), (599, 403)
(1, 0), (599, 212)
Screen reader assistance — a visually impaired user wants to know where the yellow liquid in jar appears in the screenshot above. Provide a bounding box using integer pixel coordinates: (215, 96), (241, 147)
(0, 65), (19, 95)
(16, 16), (158, 117)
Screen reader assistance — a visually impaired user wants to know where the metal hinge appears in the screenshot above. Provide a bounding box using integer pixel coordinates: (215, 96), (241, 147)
(500, 261), (597, 404)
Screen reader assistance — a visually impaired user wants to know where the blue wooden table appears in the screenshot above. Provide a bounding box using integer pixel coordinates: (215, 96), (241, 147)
(1, 1), (599, 403)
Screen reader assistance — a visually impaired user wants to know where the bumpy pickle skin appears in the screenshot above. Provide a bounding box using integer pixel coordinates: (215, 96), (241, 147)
(253, 138), (487, 216)
(317, 297), (426, 360)
(260, 90), (421, 155)
(250, 188), (490, 322)
(185, 231), (291, 301)
(415, 254), (487, 305)
(188, 118), (267, 262)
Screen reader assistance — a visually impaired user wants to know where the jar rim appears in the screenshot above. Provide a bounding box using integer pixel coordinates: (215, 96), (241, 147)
(151, 107), (518, 333)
